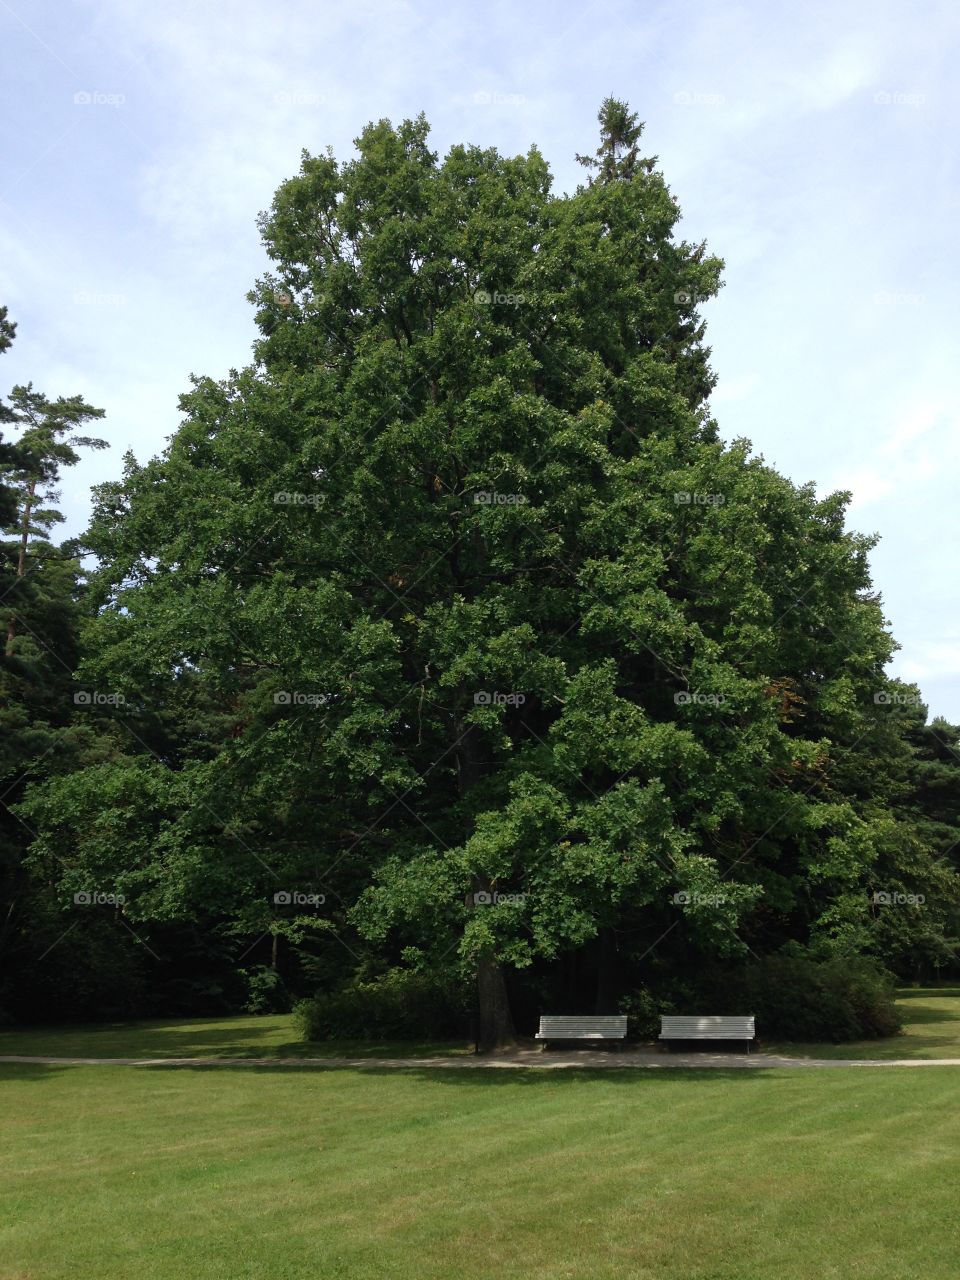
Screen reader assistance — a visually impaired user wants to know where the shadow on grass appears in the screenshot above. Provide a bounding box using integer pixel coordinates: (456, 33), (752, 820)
(0, 1062), (80, 1082)
(893, 1002), (960, 1025)
(0, 1015), (474, 1061)
(0, 1014), (289, 1049)
(122, 1063), (781, 1088)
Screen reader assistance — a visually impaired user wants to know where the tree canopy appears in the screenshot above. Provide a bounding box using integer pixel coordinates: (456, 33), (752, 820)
(5, 105), (958, 1041)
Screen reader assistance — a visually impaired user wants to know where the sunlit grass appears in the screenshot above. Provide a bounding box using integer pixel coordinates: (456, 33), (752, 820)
(762, 987), (960, 1059)
(1, 1058), (958, 1279)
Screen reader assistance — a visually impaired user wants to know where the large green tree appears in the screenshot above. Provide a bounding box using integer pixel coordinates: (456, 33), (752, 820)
(18, 106), (957, 1045)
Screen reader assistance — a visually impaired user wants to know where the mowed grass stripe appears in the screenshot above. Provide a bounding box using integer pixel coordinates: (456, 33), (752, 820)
(1, 1064), (958, 1279)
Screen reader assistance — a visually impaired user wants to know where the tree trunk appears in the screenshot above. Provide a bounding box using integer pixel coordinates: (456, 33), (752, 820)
(476, 951), (516, 1052)
(454, 710), (518, 1051)
(5, 482), (33, 655)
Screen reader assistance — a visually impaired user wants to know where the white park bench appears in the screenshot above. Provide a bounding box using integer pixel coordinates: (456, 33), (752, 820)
(659, 1015), (755, 1051)
(536, 1015), (628, 1045)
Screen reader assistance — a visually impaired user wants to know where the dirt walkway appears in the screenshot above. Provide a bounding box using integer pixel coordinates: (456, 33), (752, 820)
(2, 1049), (959, 1069)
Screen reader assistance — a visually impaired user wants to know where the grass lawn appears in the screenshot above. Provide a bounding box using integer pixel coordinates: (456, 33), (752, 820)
(1, 1056), (958, 1280)
(0, 1013), (474, 1061)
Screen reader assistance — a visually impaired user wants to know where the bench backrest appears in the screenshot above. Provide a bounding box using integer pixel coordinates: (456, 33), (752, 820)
(537, 1015), (628, 1038)
(660, 1015), (755, 1038)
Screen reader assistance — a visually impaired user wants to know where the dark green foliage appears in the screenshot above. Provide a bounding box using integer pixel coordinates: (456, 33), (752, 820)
(618, 988), (673, 1040)
(243, 965), (292, 1015)
(0, 308), (117, 1023)
(0, 902), (149, 1023)
(695, 950), (902, 1042)
(294, 969), (470, 1041)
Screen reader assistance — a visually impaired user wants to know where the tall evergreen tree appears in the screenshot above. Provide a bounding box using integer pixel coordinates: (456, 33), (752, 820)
(575, 96), (655, 183)
(0, 310), (113, 1018)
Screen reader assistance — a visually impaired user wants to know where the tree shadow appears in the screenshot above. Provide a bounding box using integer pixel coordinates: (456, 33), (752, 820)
(0, 1016), (301, 1060)
(0, 1062), (78, 1083)
(895, 998), (960, 1024)
(132, 1062), (780, 1088)
(0, 1016), (474, 1061)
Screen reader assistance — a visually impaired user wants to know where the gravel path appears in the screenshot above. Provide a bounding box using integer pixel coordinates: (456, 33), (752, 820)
(2, 1050), (959, 1069)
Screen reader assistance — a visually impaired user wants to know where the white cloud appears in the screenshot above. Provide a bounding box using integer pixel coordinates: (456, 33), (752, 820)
(825, 397), (957, 511)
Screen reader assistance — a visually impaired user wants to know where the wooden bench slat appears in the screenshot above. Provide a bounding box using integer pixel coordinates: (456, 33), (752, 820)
(538, 1019), (626, 1026)
(659, 1015), (755, 1040)
(536, 1015), (627, 1040)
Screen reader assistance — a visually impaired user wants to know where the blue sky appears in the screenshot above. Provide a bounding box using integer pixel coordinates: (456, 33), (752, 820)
(2, 0), (956, 717)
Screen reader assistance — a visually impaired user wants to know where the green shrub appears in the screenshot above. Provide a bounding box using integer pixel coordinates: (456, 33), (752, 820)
(294, 968), (470, 1041)
(619, 988), (672, 1040)
(697, 951), (902, 1042)
(243, 965), (291, 1014)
